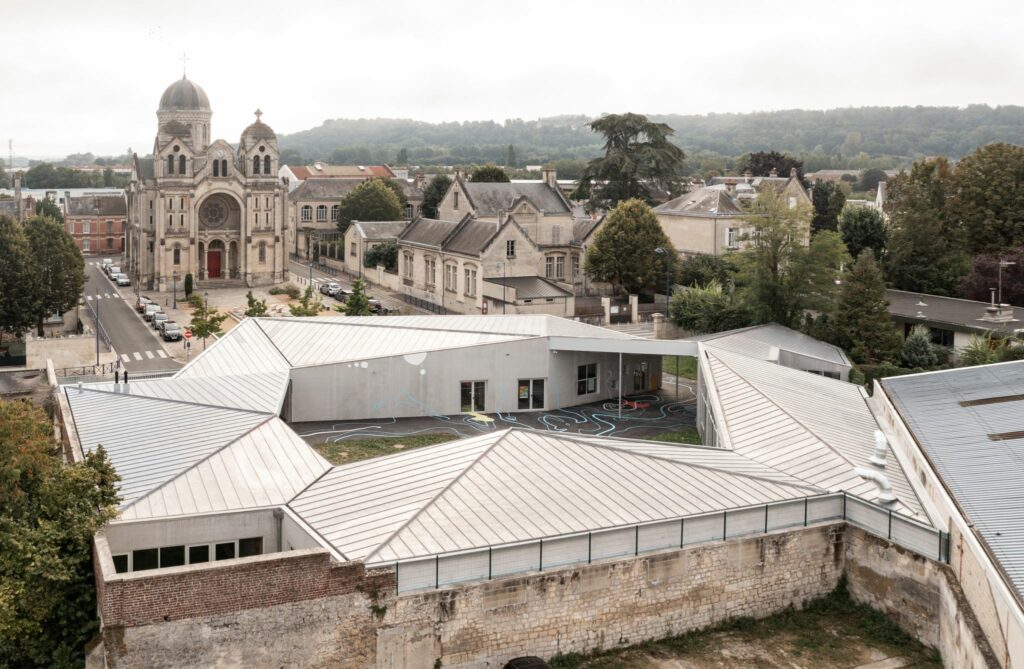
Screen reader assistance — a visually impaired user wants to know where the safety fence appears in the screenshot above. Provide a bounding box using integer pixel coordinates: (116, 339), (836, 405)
(82, 299), (113, 352)
(378, 492), (949, 593)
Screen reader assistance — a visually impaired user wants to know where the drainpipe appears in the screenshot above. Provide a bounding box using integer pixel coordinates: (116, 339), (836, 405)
(273, 508), (284, 552)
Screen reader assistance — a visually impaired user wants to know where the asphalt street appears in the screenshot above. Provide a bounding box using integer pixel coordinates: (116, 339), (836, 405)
(287, 258), (430, 315)
(83, 257), (183, 373)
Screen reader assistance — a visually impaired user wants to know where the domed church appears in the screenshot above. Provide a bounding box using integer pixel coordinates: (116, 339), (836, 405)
(125, 76), (288, 290)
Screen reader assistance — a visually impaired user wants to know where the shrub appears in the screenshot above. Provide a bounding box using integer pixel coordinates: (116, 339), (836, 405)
(184, 272), (193, 297)
(268, 283), (302, 299)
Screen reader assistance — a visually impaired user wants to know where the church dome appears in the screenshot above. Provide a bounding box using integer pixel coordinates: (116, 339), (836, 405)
(158, 76), (211, 112)
(241, 119), (277, 141)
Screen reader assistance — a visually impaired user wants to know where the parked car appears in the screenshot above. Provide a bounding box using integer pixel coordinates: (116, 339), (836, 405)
(107, 265), (122, 279)
(143, 303), (161, 321)
(101, 258), (113, 271)
(319, 282), (342, 296)
(368, 299), (395, 315)
(151, 312), (169, 330)
(161, 321), (182, 341)
(334, 288), (352, 302)
(116, 273), (131, 286)
(136, 296), (153, 313)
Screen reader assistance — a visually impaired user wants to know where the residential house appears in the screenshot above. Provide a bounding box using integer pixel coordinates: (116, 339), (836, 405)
(886, 289), (1023, 354)
(64, 193), (127, 255)
(0, 177), (35, 221)
(279, 163), (395, 191)
(343, 220), (408, 278)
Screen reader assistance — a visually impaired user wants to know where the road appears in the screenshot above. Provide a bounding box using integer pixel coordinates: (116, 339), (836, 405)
(287, 258), (430, 315)
(83, 257), (183, 373)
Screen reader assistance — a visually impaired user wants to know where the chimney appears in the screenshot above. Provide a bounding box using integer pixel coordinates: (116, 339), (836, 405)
(790, 167), (798, 178)
(541, 167), (557, 188)
(742, 169), (753, 179)
(497, 209), (507, 226)
(454, 168), (466, 181)
(414, 172), (426, 190)
(769, 167), (778, 178)
(725, 178), (736, 194)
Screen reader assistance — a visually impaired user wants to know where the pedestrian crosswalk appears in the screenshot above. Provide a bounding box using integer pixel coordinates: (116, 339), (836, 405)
(85, 293), (119, 300)
(120, 350), (168, 363)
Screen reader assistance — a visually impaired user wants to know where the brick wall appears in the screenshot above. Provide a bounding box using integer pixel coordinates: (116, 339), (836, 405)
(68, 216), (126, 253)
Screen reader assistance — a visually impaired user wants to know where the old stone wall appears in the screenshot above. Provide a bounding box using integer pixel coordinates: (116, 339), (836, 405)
(845, 527), (999, 668)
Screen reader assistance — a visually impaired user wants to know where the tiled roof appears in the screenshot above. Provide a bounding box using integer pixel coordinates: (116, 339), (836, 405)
(464, 182), (570, 217)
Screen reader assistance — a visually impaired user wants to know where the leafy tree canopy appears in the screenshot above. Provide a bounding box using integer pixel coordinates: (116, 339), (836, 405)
(957, 245), (1024, 306)
(950, 142), (1024, 255)
(677, 254), (733, 288)
(336, 179), (405, 235)
(738, 151), (803, 179)
(834, 249), (902, 365)
(901, 324), (938, 369)
(858, 167), (888, 192)
(26, 215), (84, 336)
(810, 180), (846, 232)
(0, 215), (38, 339)
(35, 198), (64, 224)
(0, 399), (120, 668)
(839, 206), (887, 260)
(364, 240), (398, 271)
(339, 278), (372, 315)
(669, 281), (751, 334)
(420, 174), (452, 219)
(584, 198), (677, 295)
(244, 290), (268, 317)
(577, 113), (686, 211)
(188, 295), (229, 348)
(288, 286), (323, 317)
(469, 164), (510, 183)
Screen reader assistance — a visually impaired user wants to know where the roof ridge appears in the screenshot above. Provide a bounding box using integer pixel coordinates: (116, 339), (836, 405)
(116, 415), (275, 516)
(69, 384), (274, 416)
(252, 317), (299, 367)
(363, 429), (512, 562)
(261, 316), (536, 339)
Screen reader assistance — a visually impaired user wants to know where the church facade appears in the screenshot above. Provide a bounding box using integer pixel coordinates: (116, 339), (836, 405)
(125, 77), (288, 290)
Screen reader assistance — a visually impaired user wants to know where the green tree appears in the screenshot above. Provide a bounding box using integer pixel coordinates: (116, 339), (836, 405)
(884, 158), (967, 295)
(244, 290), (268, 317)
(35, 198), (65, 225)
(420, 174), (451, 219)
(584, 199), (677, 295)
(375, 177), (408, 206)
(950, 143), (1024, 255)
(336, 179), (404, 235)
(577, 113), (686, 211)
(669, 282), (750, 333)
(858, 167), (887, 192)
(734, 187), (847, 326)
(338, 277), (371, 315)
(469, 164), (510, 183)
(738, 151), (803, 179)
(184, 273), (193, 297)
(0, 399), (120, 668)
(288, 286), (323, 317)
(834, 249), (902, 364)
(810, 180), (846, 232)
(364, 239), (398, 271)
(957, 246), (1024, 306)
(677, 254), (733, 288)
(0, 215), (38, 340)
(901, 325), (938, 369)
(26, 215), (85, 336)
(188, 295), (229, 349)
(839, 206), (887, 260)
(396, 148), (409, 165)
(507, 144), (517, 168)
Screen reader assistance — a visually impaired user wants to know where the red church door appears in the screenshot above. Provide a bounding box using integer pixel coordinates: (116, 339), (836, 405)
(208, 251), (222, 279)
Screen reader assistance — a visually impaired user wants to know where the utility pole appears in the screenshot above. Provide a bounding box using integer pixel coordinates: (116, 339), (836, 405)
(998, 260), (1016, 304)
(95, 296), (100, 366)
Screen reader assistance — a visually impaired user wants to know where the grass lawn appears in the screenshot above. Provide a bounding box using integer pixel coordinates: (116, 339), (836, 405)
(549, 579), (941, 669)
(662, 355), (698, 379)
(314, 433), (458, 464)
(646, 427), (703, 445)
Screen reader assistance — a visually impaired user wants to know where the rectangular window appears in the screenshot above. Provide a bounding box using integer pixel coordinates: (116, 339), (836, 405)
(460, 380), (486, 412)
(68, 221), (74, 234)
(506, 240), (515, 258)
(238, 537), (263, 558)
(215, 542), (236, 561)
(545, 256), (554, 278)
(350, 242), (357, 257)
(454, 191), (459, 209)
(83, 221), (90, 234)
(445, 264), (457, 292)
(132, 548), (158, 571)
(425, 258), (436, 286)
(929, 327), (954, 348)
(106, 220), (113, 233)
(106, 237), (114, 250)
(258, 243), (266, 263)
(551, 226), (560, 244)
(518, 379), (545, 410)
(572, 255), (580, 279)
(464, 268), (477, 296)
(403, 253), (413, 278)
(555, 256), (565, 279)
(173, 247), (181, 265)
(301, 207), (312, 222)
(727, 228), (738, 248)
(159, 545), (186, 568)
(577, 363), (598, 395)
(112, 554), (129, 574)
(180, 197), (185, 209)
(188, 545), (210, 564)
(179, 214), (184, 227)
(83, 239), (91, 251)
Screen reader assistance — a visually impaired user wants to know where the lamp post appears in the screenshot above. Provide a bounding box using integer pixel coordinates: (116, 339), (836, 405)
(301, 225), (316, 288)
(655, 247), (671, 317)
(998, 260), (1016, 304)
(172, 270), (178, 309)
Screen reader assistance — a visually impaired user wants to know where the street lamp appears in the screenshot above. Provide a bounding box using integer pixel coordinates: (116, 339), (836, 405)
(998, 260), (1016, 304)
(301, 225), (316, 288)
(172, 270), (178, 309)
(655, 247), (672, 317)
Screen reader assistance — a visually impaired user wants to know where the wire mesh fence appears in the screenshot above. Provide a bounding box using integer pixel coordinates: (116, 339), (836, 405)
(386, 492), (949, 594)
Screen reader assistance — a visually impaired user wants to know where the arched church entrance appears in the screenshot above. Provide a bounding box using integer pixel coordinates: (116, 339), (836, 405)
(207, 240), (225, 279)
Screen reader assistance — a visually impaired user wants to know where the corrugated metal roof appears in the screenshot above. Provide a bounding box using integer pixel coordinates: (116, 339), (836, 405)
(65, 387), (272, 508)
(121, 418), (330, 520)
(689, 323), (850, 367)
(703, 347), (923, 519)
(882, 362), (1024, 599)
(87, 371), (289, 414)
(176, 318), (290, 379)
(290, 430), (821, 562)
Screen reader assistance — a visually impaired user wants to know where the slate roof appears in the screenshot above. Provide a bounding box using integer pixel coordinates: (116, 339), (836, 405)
(572, 216), (603, 243)
(66, 195), (127, 218)
(654, 187), (746, 217)
(135, 157), (154, 180)
(464, 182), (570, 217)
(882, 362), (1024, 600)
(444, 218), (501, 256)
(398, 217), (459, 248)
(886, 289), (1024, 336)
(485, 276), (572, 300)
(351, 221), (408, 240)
(241, 120), (277, 142)
(288, 178), (365, 201)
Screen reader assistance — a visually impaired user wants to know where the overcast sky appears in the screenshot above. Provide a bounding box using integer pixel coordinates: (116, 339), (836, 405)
(3, 0), (1023, 158)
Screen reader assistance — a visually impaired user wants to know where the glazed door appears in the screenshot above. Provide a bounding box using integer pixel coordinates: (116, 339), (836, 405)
(207, 251), (222, 278)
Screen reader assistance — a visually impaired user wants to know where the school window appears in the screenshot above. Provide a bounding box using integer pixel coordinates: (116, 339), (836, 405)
(106, 220), (114, 234)
(577, 363), (598, 395)
(83, 221), (90, 235)
(445, 264), (457, 292)
(68, 221), (74, 234)
(506, 240), (515, 257)
(551, 226), (561, 244)
(82, 238), (91, 251)
(518, 379), (545, 410)
(425, 258), (436, 286)
(460, 380), (486, 412)
(464, 267), (477, 296)
(403, 253), (414, 278)
(331, 205), (340, 221)
(106, 237), (114, 250)
(350, 242), (357, 257)
(727, 228), (739, 247)
(454, 191), (459, 209)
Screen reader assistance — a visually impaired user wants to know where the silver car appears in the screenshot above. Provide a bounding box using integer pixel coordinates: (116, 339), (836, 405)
(151, 312), (169, 330)
(116, 273), (131, 286)
(143, 303), (161, 321)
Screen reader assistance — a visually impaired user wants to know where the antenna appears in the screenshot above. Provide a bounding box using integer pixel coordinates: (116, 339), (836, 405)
(180, 52), (189, 77)
(6, 139), (11, 188)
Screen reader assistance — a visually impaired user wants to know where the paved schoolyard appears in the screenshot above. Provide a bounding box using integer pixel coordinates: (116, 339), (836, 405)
(293, 382), (697, 445)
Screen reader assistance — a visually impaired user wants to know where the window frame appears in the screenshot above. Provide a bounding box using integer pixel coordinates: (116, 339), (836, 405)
(577, 362), (598, 396)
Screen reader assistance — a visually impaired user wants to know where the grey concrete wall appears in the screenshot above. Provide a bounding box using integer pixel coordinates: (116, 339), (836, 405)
(104, 509), (282, 556)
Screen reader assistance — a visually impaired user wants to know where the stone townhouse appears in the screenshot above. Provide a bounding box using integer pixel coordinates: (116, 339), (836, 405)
(64, 193), (127, 255)
(342, 220), (409, 278)
(655, 169), (811, 257)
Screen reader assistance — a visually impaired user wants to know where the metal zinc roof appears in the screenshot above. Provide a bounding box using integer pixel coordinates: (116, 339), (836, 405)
(121, 418), (330, 521)
(689, 323), (851, 366)
(86, 371), (289, 414)
(65, 387), (272, 507)
(881, 362), (1024, 599)
(254, 318), (527, 367)
(349, 314), (640, 340)
(290, 430), (821, 563)
(703, 347), (923, 518)
(176, 318), (290, 380)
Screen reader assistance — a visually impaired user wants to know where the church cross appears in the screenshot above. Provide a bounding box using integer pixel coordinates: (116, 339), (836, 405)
(180, 52), (189, 77)
(254, 109), (263, 122)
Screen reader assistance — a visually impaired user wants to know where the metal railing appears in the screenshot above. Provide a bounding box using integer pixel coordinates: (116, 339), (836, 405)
(82, 299), (113, 352)
(401, 293), (444, 314)
(378, 492), (949, 593)
(55, 362), (117, 379)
